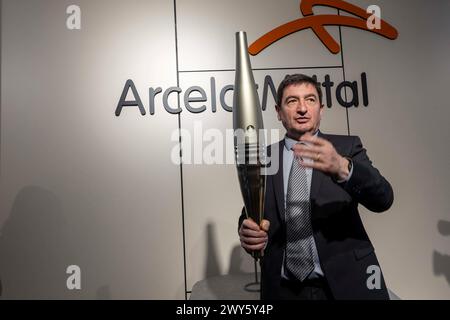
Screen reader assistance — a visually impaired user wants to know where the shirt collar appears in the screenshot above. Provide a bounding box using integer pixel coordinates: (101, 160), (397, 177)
(284, 130), (319, 151)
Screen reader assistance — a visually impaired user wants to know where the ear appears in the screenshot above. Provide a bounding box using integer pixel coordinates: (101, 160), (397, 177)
(319, 104), (324, 119)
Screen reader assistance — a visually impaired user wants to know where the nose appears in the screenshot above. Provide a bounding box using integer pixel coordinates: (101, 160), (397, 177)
(296, 99), (308, 114)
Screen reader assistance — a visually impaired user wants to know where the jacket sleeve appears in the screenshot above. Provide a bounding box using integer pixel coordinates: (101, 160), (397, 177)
(341, 136), (394, 213)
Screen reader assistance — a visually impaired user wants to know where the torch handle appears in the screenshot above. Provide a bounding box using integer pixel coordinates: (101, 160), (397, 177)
(252, 249), (262, 260)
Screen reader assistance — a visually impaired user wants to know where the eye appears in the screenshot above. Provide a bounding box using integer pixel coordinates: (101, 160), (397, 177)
(287, 98), (297, 105)
(306, 97), (316, 105)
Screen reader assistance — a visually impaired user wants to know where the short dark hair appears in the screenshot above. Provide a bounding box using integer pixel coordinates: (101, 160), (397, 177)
(276, 74), (323, 107)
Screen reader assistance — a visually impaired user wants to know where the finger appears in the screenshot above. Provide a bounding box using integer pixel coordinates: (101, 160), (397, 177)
(241, 218), (261, 231)
(300, 136), (327, 146)
(292, 144), (322, 155)
(297, 151), (322, 162)
(300, 159), (325, 171)
(241, 228), (267, 238)
(293, 149), (318, 161)
(241, 235), (268, 245)
(260, 219), (270, 232)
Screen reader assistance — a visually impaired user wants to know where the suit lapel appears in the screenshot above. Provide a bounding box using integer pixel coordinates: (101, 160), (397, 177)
(310, 131), (327, 206)
(272, 139), (285, 223)
(310, 167), (325, 206)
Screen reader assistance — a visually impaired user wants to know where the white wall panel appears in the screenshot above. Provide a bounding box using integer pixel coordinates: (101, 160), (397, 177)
(0, 0), (184, 299)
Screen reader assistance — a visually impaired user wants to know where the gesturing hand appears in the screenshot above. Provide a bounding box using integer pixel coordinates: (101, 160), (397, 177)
(292, 136), (350, 181)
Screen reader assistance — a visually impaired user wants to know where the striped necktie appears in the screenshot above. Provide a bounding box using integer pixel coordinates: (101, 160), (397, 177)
(285, 149), (315, 281)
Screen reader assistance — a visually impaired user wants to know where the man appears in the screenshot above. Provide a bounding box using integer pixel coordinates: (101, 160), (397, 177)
(238, 74), (393, 300)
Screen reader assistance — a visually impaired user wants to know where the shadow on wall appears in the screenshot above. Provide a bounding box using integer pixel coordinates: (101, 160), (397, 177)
(199, 222), (257, 299)
(228, 245), (256, 275)
(205, 223), (222, 279)
(433, 220), (450, 285)
(0, 186), (72, 299)
(203, 222), (256, 279)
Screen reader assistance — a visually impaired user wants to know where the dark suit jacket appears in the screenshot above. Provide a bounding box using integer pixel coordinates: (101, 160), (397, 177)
(239, 132), (394, 300)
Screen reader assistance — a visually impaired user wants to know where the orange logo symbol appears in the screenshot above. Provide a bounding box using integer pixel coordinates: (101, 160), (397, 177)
(249, 0), (398, 55)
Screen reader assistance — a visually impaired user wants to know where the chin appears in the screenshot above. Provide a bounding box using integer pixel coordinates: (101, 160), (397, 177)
(294, 125), (311, 133)
(289, 127), (316, 138)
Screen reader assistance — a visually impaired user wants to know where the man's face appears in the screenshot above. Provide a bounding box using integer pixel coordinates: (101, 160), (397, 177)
(276, 82), (323, 139)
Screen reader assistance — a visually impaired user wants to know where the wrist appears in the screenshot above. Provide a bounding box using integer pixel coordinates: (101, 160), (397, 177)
(335, 156), (350, 181)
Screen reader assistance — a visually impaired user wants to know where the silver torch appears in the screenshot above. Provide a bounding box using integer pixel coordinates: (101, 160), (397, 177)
(233, 31), (266, 260)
